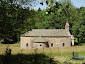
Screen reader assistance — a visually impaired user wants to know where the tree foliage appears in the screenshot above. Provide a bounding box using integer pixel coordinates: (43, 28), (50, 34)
(0, 0), (85, 44)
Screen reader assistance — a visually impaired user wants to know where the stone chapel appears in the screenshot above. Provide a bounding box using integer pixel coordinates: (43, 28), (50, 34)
(20, 22), (74, 49)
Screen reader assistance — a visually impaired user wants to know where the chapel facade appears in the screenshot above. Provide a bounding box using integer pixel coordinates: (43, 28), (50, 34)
(20, 22), (74, 49)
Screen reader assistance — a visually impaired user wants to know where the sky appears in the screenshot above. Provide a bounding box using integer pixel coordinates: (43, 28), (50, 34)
(33, 0), (85, 10)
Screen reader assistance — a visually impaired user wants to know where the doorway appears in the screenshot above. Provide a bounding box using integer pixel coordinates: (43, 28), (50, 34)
(63, 43), (65, 46)
(71, 42), (72, 46)
(51, 43), (53, 47)
(46, 42), (49, 47)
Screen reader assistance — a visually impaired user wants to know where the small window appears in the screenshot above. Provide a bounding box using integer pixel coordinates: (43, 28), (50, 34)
(51, 43), (53, 47)
(26, 43), (28, 47)
(40, 44), (42, 46)
(63, 43), (65, 46)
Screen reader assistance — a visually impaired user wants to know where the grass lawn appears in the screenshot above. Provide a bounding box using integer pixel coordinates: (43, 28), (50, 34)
(0, 43), (85, 64)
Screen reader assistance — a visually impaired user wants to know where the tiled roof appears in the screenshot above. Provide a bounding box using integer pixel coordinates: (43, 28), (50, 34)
(21, 29), (68, 37)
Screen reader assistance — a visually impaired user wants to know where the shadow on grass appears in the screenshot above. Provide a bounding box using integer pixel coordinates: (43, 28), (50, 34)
(0, 47), (61, 64)
(0, 53), (61, 64)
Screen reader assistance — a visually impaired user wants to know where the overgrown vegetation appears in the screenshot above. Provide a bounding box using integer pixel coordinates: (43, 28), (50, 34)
(0, 0), (85, 44)
(0, 53), (57, 64)
(0, 44), (85, 64)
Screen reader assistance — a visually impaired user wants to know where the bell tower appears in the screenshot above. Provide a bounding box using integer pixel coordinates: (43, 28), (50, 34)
(65, 21), (69, 32)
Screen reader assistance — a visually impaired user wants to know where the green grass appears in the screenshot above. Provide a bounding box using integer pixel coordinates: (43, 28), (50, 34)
(0, 44), (85, 63)
(16, 41), (20, 44)
(79, 43), (85, 46)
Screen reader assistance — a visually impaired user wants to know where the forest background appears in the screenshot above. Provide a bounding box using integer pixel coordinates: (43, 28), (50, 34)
(0, 0), (85, 44)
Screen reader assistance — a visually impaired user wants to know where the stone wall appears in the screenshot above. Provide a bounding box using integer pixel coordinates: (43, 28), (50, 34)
(20, 36), (71, 49)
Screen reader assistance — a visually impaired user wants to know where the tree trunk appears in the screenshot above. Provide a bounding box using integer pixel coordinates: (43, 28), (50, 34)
(77, 37), (80, 45)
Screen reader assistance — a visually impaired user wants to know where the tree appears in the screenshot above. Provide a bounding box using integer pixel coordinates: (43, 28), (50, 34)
(0, 0), (36, 43)
(40, 0), (56, 7)
(78, 7), (85, 43)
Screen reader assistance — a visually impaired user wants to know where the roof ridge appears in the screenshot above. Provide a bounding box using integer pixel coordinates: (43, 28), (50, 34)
(32, 29), (65, 30)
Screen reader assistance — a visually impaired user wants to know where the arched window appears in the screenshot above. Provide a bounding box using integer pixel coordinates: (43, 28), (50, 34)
(51, 43), (53, 47)
(26, 43), (28, 47)
(63, 43), (65, 46)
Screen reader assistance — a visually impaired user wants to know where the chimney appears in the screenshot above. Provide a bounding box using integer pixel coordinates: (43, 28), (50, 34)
(65, 21), (69, 32)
